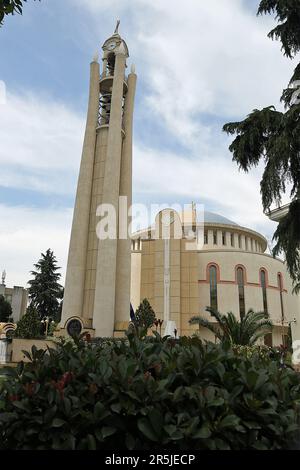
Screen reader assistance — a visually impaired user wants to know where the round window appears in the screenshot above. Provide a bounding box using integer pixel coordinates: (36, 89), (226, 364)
(66, 319), (82, 337)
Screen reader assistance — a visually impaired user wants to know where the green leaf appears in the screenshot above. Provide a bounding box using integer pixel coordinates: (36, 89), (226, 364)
(138, 417), (158, 442)
(193, 425), (211, 439)
(111, 403), (121, 413)
(99, 361), (108, 376)
(44, 405), (57, 423)
(215, 438), (231, 450)
(102, 426), (116, 439)
(125, 390), (140, 401)
(63, 397), (71, 416)
(210, 397), (225, 407)
(164, 424), (177, 436)
(13, 401), (28, 412)
(219, 415), (240, 429)
(51, 418), (66, 428)
(87, 434), (97, 450)
(148, 408), (163, 437)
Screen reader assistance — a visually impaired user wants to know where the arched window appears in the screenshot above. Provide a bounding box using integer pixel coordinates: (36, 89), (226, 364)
(237, 267), (246, 320)
(260, 269), (268, 314)
(260, 269), (272, 346)
(278, 273), (284, 322)
(209, 265), (218, 311)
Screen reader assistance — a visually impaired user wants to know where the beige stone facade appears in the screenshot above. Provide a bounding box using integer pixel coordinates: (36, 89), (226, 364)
(131, 208), (299, 346)
(11, 338), (56, 363)
(0, 283), (27, 322)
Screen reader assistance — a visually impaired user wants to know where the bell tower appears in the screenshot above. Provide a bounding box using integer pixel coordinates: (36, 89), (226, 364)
(60, 23), (137, 337)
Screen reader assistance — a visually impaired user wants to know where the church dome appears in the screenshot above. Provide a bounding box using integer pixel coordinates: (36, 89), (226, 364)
(131, 206), (268, 253)
(202, 211), (238, 226)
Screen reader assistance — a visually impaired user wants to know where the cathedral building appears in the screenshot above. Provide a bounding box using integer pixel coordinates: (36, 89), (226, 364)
(60, 26), (299, 346)
(130, 207), (299, 346)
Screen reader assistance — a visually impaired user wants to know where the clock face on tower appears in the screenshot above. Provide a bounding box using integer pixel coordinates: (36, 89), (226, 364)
(107, 41), (117, 51)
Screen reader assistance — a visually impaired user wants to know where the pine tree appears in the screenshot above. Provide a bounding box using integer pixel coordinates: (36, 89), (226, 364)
(134, 299), (156, 330)
(223, 1), (300, 292)
(28, 249), (63, 322)
(14, 304), (42, 339)
(0, 295), (12, 323)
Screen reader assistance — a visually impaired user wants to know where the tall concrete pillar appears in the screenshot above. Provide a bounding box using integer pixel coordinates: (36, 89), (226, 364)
(93, 46), (127, 337)
(115, 71), (137, 327)
(61, 25), (136, 338)
(61, 60), (100, 326)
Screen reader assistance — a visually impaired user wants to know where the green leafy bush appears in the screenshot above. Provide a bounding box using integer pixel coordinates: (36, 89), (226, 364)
(232, 345), (273, 362)
(14, 305), (42, 339)
(0, 333), (300, 450)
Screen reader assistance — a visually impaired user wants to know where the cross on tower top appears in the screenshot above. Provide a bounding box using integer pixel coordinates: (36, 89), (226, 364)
(114, 19), (120, 35)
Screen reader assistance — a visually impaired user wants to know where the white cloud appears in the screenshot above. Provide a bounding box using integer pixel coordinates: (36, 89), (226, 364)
(133, 144), (277, 237)
(0, 204), (72, 287)
(76, 0), (296, 146)
(0, 92), (85, 194)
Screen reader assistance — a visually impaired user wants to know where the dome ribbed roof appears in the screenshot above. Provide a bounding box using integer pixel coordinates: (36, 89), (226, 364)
(202, 211), (238, 226)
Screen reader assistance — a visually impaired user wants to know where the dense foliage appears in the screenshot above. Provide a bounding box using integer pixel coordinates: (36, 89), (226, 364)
(28, 249), (63, 322)
(0, 295), (12, 323)
(223, 0), (300, 292)
(189, 307), (273, 346)
(14, 305), (42, 339)
(0, 0), (40, 26)
(0, 332), (300, 450)
(133, 299), (156, 330)
(273, 198), (300, 291)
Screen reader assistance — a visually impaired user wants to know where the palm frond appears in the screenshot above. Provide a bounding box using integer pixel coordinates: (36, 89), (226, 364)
(191, 307), (274, 347)
(189, 316), (222, 340)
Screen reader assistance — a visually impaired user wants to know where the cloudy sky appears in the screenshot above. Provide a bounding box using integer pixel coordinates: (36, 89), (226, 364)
(0, 0), (296, 287)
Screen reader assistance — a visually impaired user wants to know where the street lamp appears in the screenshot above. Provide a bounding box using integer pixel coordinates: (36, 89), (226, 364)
(41, 317), (55, 337)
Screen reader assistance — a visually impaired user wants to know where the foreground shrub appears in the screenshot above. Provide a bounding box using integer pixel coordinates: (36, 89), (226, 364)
(0, 333), (300, 450)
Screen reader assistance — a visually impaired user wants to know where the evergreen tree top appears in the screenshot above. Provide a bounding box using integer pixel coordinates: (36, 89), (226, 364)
(257, 0), (300, 58)
(28, 249), (63, 321)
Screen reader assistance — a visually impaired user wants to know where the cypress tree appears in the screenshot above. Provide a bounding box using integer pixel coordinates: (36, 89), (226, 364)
(28, 249), (63, 322)
(14, 304), (42, 339)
